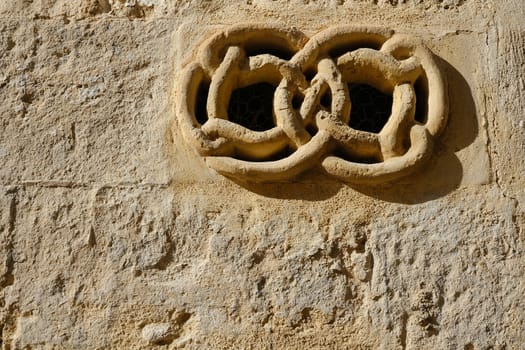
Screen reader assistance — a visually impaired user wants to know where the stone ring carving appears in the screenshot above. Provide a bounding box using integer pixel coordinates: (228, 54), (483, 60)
(176, 24), (448, 183)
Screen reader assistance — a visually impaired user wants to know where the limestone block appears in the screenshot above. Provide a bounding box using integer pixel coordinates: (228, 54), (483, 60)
(0, 0), (523, 349)
(0, 19), (174, 185)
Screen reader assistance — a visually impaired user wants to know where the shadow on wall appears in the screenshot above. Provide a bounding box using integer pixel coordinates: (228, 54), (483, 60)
(230, 174), (343, 201)
(348, 57), (478, 204)
(229, 57), (478, 204)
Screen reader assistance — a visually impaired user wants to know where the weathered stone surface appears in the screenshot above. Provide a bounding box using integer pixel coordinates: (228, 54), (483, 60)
(0, 0), (523, 349)
(141, 323), (173, 344)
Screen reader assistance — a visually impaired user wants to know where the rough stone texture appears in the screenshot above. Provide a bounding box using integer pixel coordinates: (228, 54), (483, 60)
(0, 1), (524, 349)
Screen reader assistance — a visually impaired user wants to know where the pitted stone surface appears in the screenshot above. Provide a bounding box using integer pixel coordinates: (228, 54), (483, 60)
(0, 1), (523, 349)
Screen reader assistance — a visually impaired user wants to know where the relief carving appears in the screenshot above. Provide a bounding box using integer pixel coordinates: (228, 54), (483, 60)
(176, 24), (448, 183)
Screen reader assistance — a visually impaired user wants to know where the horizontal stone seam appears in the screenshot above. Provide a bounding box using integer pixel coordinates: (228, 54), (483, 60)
(0, 18), (499, 32)
(0, 181), (170, 189)
(0, 16), (177, 22)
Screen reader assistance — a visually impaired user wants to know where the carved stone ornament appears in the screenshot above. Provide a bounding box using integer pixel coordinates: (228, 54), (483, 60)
(176, 24), (448, 183)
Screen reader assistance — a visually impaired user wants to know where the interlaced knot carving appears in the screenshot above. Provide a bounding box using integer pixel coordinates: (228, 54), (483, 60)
(176, 24), (448, 183)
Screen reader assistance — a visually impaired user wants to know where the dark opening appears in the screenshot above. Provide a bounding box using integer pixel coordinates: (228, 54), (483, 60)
(304, 68), (316, 81)
(228, 83), (275, 131)
(195, 81), (209, 125)
(348, 83), (392, 133)
(292, 93), (304, 110)
(305, 123), (318, 137)
(243, 42), (295, 60)
(414, 76), (428, 124)
(320, 90), (332, 109)
(328, 40), (383, 58)
(266, 146), (294, 161)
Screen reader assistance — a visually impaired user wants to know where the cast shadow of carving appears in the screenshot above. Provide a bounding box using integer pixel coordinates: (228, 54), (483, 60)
(347, 57), (478, 204)
(230, 174), (343, 201)
(230, 57), (477, 203)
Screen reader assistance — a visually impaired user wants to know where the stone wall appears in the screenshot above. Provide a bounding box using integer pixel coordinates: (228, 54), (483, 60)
(0, 1), (523, 349)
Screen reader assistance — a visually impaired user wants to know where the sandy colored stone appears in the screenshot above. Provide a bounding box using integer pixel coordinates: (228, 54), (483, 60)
(141, 323), (173, 344)
(177, 24), (448, 183)
(0, 0), (524, 349)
